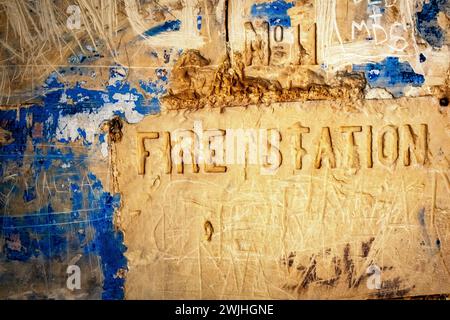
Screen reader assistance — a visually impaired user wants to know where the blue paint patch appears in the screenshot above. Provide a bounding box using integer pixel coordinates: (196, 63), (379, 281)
(250, 0), (295, 27)
(1, 204), (70, 262)
(139, 69), (168, 95)
(23, 186), (36, 202)
(197, 15), (202, 30)
(419, 53), (427, 63)
(1, 176), (126, 299)
(353, 57), (425, 97)
(113, 110), (126, 118)
(133, 97), (161, 116)
(78, 173), (127, 300)
(68, 48), (102, 65)
(156, 68), (168, 81)
(0, 62), (169, 299)
(68, 54), (87, 64)
(6, 67), (165, 145)
(87, 190), (127, 300)
(77, 128), (91, 146)
(143, 20), (181, 37)
(0, 152), (126, 299)
(416, 0), (449, 48)
(3, 231), (36, 261)
(136, 69), (170, 115)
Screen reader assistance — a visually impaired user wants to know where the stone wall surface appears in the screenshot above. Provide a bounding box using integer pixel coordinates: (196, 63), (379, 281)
(0, 0), (449, 299)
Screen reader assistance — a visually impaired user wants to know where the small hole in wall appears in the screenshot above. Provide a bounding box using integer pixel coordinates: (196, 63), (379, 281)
(440, 97), (449, 107)
(204, 221), (214, 242)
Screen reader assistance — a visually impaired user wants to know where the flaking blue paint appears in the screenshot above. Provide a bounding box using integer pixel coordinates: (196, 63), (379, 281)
(74, 172), (126, 300)
(416, 0), (449, 48)
(68, 52), (102, 65)
(0, 60), (169, 299)
(23, 186), (36, 202)
(99, 133), (106, 144)
(37, 67), (165, 143)
(77, 128), (91, 146)
(1, 204), (69, 262)
(419, 53), (427, 63)
(143, 20), (181, 37)
(0, 144), (126, 299)
(197, 15), (202, 30)
(250, 0), (295, 27)
(139, 71), (168, 95)
(353, 57), (425, 97)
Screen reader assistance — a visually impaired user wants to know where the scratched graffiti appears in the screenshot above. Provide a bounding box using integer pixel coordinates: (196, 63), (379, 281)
(0, 0), (449, 300)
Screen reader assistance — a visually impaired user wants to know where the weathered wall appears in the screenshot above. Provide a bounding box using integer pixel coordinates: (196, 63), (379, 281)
(0, 0), (449, 299)
(117, 99), (449, 299)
